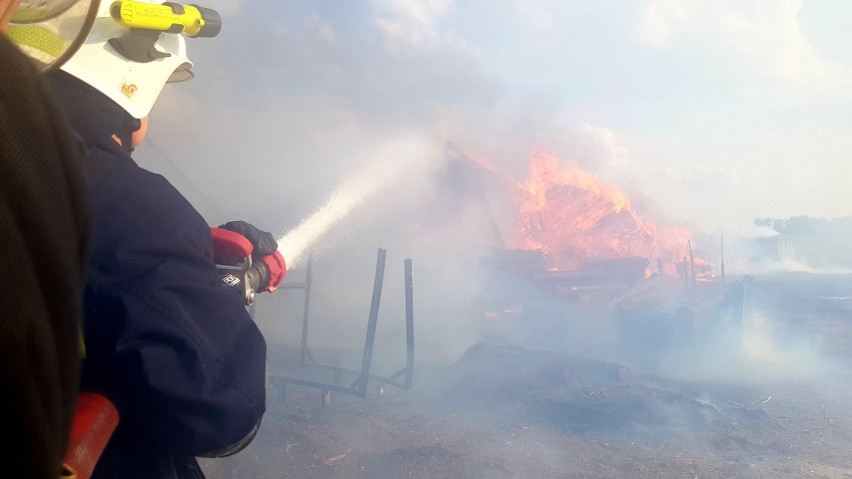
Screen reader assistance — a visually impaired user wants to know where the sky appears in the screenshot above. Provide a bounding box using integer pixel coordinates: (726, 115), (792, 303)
(140, 0), (852, 241)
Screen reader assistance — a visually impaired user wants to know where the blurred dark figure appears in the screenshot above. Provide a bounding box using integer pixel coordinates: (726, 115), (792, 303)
(0, 28), (89, 479)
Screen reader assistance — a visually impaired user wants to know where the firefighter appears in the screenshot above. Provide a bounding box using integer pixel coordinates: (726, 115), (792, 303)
(43, 2), (274, 477)
(0, 1), (95, 478)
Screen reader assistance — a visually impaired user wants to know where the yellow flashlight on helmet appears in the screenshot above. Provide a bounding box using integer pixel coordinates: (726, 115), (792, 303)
(109, 1), (220, 37)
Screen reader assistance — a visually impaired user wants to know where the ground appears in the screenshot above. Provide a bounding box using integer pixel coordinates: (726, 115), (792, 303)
(201, 271), (852, 478)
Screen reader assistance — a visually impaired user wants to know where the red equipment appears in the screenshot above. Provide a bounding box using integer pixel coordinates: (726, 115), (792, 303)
(61, 393), (120, 479)
(210, 227), (286, 305)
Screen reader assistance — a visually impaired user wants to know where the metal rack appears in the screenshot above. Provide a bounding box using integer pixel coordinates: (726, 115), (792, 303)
(271, 248), (414, 405)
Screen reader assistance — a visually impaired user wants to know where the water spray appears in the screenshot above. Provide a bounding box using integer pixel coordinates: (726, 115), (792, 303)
(276, 136), (437, 269)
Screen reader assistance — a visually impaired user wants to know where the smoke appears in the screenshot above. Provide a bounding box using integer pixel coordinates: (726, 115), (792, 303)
(104, 3), (852, 476)
(739, 314), (822, 375)
(648, 310), (827, 385)
(766, 259), (852, 275)
(141, 0), (852, 236)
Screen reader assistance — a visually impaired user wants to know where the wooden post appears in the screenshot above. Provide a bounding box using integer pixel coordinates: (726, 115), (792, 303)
(404, 259), (414, 389)
(688, 240), (697, 301)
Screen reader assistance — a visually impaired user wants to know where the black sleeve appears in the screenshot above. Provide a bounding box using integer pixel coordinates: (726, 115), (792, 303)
(0, 37), (89, 479)
(82, 159), (266, 457)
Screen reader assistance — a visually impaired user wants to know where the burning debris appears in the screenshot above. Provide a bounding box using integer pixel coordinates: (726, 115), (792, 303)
(515, 152), (695, 277)
(425, 147), (748, 345)
(434, 147), (724, 311)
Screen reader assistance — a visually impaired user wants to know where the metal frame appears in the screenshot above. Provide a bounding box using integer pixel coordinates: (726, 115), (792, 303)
(273, 249), (414, 405)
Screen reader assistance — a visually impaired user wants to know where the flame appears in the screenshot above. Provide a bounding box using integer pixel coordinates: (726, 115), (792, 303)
(515, 152), (703, 276)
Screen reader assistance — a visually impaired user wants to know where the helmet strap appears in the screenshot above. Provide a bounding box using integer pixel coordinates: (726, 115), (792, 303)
(116, 116), (141, 154)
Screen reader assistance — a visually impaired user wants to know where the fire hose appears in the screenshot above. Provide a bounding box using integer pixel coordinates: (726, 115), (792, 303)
(61, 393), (119, 479)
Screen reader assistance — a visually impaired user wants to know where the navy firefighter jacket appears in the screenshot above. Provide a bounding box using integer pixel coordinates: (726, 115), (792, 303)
(81, 139), (267, 479)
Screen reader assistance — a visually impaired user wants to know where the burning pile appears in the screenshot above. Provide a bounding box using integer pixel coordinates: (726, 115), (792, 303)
(515, 152), (696, 276)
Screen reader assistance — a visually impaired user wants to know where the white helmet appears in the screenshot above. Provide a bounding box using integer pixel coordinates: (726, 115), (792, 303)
(59, 0), (195, 119)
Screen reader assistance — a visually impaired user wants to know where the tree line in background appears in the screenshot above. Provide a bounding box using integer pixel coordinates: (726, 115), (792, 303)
(754, 216), (852, 235)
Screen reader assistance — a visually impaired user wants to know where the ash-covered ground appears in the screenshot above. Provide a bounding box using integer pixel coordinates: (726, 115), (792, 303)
(201, 271), (852, 478)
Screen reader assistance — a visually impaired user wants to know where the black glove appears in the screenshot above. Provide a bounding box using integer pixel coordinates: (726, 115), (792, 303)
(218, 221), (278, 256)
